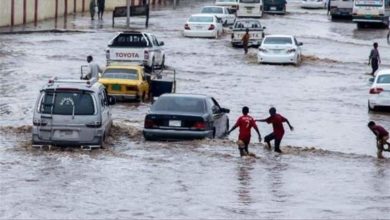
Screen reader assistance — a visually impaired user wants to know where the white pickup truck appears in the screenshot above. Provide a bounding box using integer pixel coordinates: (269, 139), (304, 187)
(231, 18), (265, 47)
(106, 31), (165, 72)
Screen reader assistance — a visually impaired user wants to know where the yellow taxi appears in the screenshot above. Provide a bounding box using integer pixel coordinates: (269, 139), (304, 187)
(99, 64), (149, 101)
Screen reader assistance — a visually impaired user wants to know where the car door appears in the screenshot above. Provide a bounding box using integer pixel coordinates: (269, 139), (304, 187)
(294, 37), (302, 55)
(210, 97), (226, 137)
(224, 7), (235, 24)
(99, 88), (111, 134)
(151, 35), (163, 65)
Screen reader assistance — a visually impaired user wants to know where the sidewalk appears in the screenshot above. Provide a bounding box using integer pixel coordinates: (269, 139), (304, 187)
(0, 3), (175, 34)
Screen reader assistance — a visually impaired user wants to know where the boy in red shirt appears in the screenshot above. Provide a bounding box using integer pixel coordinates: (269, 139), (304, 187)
(368, 121), (390, 159)
(227, 106), (262, 157)
(257, 107), (293, 153)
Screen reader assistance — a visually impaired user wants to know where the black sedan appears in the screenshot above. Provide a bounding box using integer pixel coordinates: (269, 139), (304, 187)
(143, 94), (230, 140)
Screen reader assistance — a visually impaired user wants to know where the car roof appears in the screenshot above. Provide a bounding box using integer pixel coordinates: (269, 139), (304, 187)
(42, 78), (101, 92)
(202, 5), (225, 8)
(376, 69), (390, 76)
(160, 93), (210, 99)
(190, 13), (217, 17)
(106, 64), (143, 71)
(264, 35), (294, 38)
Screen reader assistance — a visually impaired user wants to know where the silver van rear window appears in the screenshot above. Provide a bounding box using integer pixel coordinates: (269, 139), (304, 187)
(39, 91), (95, 115)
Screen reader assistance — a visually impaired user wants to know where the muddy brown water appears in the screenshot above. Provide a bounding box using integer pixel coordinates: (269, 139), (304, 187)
(1, 0), (390, 218)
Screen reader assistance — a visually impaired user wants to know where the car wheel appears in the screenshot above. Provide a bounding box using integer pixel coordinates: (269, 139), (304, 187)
(213, 128), (216, 139)
(225, 119), (229, 134)
(368, 101), (375, 112)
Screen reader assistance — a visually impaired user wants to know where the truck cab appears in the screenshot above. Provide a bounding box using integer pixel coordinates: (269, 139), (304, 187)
(32, 78), (116, 149)
(106, 31), (165, 72)
(329, 0), (353, 19)
(352, 0), (390, 27)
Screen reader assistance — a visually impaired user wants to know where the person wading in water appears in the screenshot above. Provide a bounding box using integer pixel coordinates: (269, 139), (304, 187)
(228, 106), (262, 157)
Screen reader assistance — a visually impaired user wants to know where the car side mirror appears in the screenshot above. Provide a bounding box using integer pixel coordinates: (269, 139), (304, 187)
(108, 96), (116, 105)
(298, 42), (303, 46)
(159, 41), (164, 46)
(263, 26), (266, 29)
(220, 108), (230, 113)
(369, 77), (375, 84)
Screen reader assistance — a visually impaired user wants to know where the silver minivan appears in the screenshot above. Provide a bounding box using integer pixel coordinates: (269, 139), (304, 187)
(32, 78), (116, 148)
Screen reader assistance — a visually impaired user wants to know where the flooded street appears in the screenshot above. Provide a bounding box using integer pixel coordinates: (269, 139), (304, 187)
(1, 0), (390, 218)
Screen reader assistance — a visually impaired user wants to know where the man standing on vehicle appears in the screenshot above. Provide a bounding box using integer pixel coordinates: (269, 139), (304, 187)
(368, 121), (390, 159)
(257, 107), (293, 153)
(85, 55), (103, 80)
(242, 28), (250, 54)
(368, 42), (381, 76)
(227, 106), (262, 157)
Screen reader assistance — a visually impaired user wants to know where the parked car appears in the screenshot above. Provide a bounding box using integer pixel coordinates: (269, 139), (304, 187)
(301, 0), (328, 9)
(106, 31), (165, 72)
(231, 18), (265, 47)
(258, 35), (303, 65)
(368, 69), (390, 111)
(263, 0), (287, 14)
(200, 6), (236, 26)
(32, 78), (116, 148)
(329, 0), (353, 19)
(183, 14), (223, 38)
(215, 0), (239, 12)
(143, 94), (230, 140)
(99, 63), (149, 101)
(237, 0), (264, 18)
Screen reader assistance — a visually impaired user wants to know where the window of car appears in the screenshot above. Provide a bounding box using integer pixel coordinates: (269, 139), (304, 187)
(40, 90), (95, 115)
(103, 68), (139, 80)
(240, 0), (261, 3)
(234, 20), (261, 28)
(263, 37), (293, 45)
(189, 16), (214, 23)
(376, 75), (390, 84)
(111, 34), (148, 47)
(152, 96), (207, 113)
(201, 7), (224, 14)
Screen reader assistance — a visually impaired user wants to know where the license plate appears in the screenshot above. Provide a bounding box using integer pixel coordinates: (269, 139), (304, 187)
(196, 26), (203, 30)
(247, 9), (252, 14)
(270, 6), (276, 10)
(112, 84), (121, 91)
(56, 130), (79, 139)
(169, 120), (181, 127)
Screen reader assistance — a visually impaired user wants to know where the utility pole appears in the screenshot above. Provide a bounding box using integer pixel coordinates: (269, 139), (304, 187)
(126, 0), (130, 28)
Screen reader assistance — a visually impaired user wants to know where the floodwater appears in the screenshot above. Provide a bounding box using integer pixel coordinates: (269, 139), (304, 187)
(1, 0), (390, 218)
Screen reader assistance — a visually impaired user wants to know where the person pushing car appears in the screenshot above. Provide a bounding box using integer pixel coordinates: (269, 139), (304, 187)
(227, 106), (261, 157)
(368, 121), (390, 159)
(257, 107), (293, 153)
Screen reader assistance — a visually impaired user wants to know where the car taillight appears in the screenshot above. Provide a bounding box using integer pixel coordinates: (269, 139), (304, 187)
(144, 119), (156, 128)
(144, 51), (149, 60)
(370, 87), (384, 94)
(86, 121), (102, 128)
(208, 24), (215, 30)
(106, 49), (110, 60)
(287, 48), (296, 53)
(192, 121), (206, 130)
(184, 23), (190, 30)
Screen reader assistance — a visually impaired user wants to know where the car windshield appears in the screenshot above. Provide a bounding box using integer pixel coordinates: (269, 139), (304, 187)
(376, 75), (390, 84)
(263, 37), (292, 45)
(201, 7), (224, 14)
(240, 0), (261, 3)
(40, 91), (95, 115)
(103, 68), (139, 80)
(355, 0), (383, 6)
(152, 96), (206, 113)
(189, 16), (214, 23)
(111, 33), (148, 47)
(234, 20), (261, 28)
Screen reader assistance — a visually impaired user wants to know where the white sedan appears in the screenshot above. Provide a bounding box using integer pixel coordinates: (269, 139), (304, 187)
(368, 69), (390, 111)
(183, 14), (223, 38)
(258, 35), (303, 65)
(301, 0), (328, 9)
(200, 6), (236, 26)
